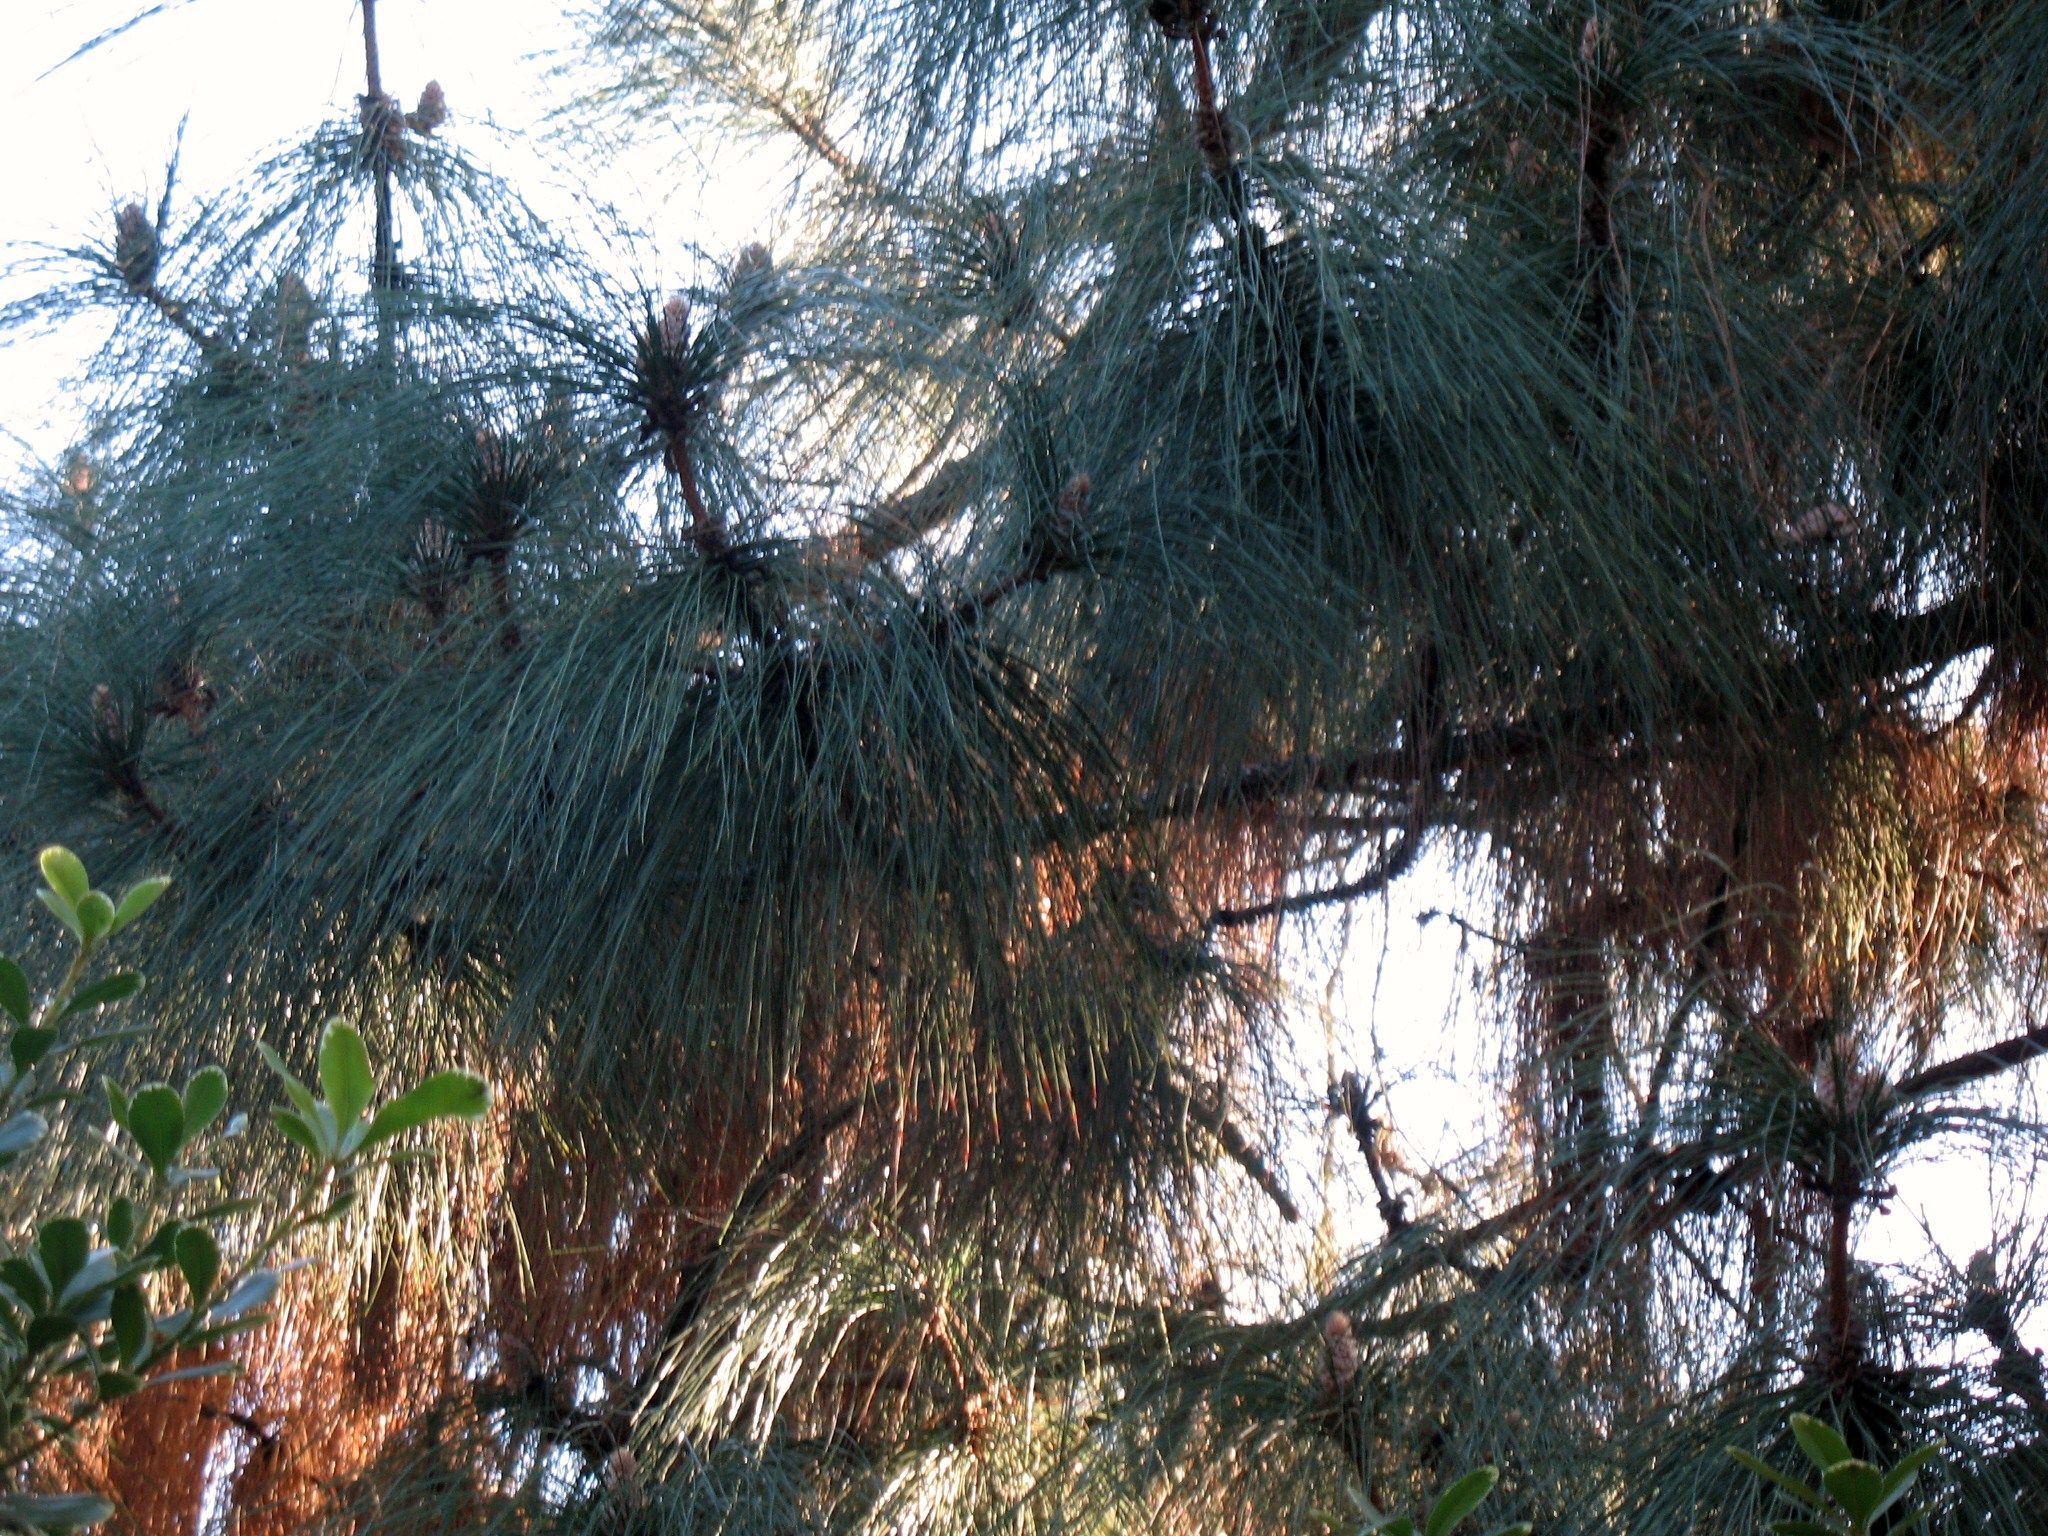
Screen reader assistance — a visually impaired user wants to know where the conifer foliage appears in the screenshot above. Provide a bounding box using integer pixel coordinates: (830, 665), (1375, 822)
(3, 0), (2047, 1530)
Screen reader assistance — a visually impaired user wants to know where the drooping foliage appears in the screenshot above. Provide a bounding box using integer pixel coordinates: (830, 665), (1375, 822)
(3, 0), (2047, 1530)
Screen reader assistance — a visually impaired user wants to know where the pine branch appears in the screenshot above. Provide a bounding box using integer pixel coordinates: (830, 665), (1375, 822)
(1157, 1071), (1302, 1224)
(360, 0), (399, 292)
(1331, 1071), (1410, 1234)
(1896, 1023), (2048, 1100)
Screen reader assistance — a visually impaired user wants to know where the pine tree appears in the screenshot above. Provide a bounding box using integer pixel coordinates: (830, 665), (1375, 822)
(2, 0), (2046, 1531)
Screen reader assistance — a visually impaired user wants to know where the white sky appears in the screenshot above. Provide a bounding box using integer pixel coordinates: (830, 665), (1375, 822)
(0, 0), (2031, 1338)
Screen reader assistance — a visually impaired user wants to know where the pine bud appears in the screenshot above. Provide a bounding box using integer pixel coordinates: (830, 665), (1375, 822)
(92, 684), (127, 752)
(1314, 1309), (1359, 1398)
(660, 295), (691, 357)
(406, 80), (448, 135)
(61, 450), (93, 501)
(1323, 1309), (1358, 1387)
(1052, 472), (1089, 538)
(276, 272), (314, 360)
(730, 243), (773, 286)
(114, 203), (158, 292)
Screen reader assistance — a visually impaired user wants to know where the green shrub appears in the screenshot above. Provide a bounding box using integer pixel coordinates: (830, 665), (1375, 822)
(1730, 1415), (1943, 1536)
(0, 847), (488, 1533)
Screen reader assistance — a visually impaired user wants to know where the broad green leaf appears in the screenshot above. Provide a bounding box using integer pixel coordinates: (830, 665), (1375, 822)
(0, 957), (28, 1025)
(38, 847), (90, 906)
(0, 1491), (116, 1530)
(36, 886), (83, 941)
(211, 1268), (278, 1321)
(317, 1020), (375, 1127)
(75, 891), (116, 941)
(1821, 1461), (1885, 1526)
(109, 875), (170, 935)
(55, 971), (144, 1021)
(9, 1027), (57, 1074)
(272, 1108), (324, 1160)
(1, 1256), (49, 1312)
(1790, 1416), (1854, 1473)
(126, 1083), (186, 1180)
(105, 1195), (135, 1249)
(182, 1066), (229, 1139)
(109, 1282), (148, 1365)
(173, 1225), (221, 1302)
(363, 1071), (491, 1147)
(0, 1110), (48, 1158)
(1872, 1443), (1941, 1520)
(138, 1221), (183, 1265)
(26, 1313), (74, 1352)
(38, 1216), (90, 1294)
(1729, 1448), (1824, 1510)
(1485, 1527), (1535, 1536)
(1425, 1468), (1500, 1536)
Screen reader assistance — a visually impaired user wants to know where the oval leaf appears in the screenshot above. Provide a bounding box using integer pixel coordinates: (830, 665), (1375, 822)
(109, 1282), (149, 1366)
(76, 891), (116, 941)
(10, 1027), (57, 1075)
(105, 1195), (135, 1251)
(363, 1071), (491, 1148)
(0, 957), (28, 1025)
(1, 1256), (49, 1313)
(36, 886), (83, 941)
(1728, 1447), (1823, 1510)
(56, 971), (144, 1022)
(258, 1041), (317, 1119)
(1425, 1467), (1500, 1536)
(1789, 1415), (1854, 1473)
(38, 1216), (90, 1294)
(1821, 1461), (1885, 1526)
(109, 875), (170, 935)
(211, 1268), (279, 1321)
(38, 847), (90, 907)
(317, 1020), (375, 1127)
(173, 1225), (222, 1303)
(125, 1083), (185, 1181)
(271, 1107), (324, 1161)
(0, 1110), (48, 1159)
(182, 1067), (229, 1140)
(1873, 1442), (1942, 1518)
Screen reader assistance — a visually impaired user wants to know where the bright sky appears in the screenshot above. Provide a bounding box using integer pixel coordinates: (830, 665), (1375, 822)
(1, 0), (2030, 1337)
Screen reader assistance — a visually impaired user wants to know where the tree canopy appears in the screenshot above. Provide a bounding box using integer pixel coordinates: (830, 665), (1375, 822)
(1, 0), (2045, 1531)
